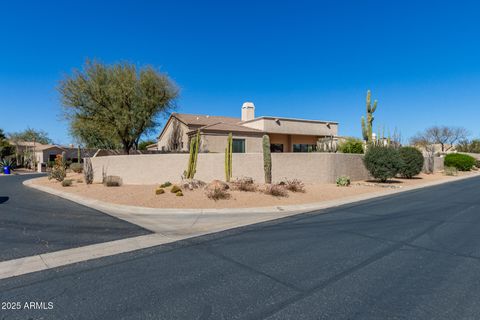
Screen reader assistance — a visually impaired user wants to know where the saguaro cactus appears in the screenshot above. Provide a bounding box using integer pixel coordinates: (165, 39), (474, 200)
(185, 130), (200, 179)
(361, 90), (378, 143)
(225, 133), (233, 182)
(262, 135), (272, 184)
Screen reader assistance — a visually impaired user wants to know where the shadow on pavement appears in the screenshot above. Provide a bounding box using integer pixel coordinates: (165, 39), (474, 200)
(0, 197), (8, 204)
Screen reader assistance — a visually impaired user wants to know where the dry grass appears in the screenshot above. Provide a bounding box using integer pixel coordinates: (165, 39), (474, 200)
(233, 177), (256, 192)
(206, 187), (230, 201)
(281, 179), (305, 192)
(264, 184), (288, 197)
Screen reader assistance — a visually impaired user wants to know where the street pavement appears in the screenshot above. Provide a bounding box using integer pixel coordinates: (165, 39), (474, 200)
(1, 176), (480, 319)
(0, 174), (150, 262)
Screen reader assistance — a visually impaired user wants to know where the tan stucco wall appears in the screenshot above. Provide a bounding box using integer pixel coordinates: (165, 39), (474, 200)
(243, 118), (338, 136)
(269, 134), (291, 152)
(201, 133), (263, 153)
(90, 153), (371, 185)
(157, 118), (190, 152)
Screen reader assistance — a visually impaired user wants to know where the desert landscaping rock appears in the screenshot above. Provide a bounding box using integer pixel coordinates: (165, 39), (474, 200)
(205, 179), (230, 192)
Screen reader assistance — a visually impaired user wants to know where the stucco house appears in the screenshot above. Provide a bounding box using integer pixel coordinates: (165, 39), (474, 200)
(10, 141), (93, 167)
(155, 102), (338, 153)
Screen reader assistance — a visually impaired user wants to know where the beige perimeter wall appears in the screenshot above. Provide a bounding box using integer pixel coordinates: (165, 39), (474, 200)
(91, 153), (371, 185)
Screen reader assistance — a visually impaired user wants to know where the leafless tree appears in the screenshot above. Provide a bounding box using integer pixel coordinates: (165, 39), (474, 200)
(167, 120), (183, 151)
(412, 126), (469, 153)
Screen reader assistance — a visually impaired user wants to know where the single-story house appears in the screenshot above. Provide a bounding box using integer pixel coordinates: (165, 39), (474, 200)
(155, 102), (339, 153)
(10, 141), (96, 167)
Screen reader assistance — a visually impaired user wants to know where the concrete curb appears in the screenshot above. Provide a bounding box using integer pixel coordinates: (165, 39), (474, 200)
(23, 172), (480, 217)
(3, 172), (475, 281)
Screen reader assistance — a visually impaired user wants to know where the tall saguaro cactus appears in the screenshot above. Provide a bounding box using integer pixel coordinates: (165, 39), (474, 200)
(225, 133), (233, 182)
(185, 130), (200, 179)
(361, 90), (378, 143)
(262, 135), (272, 184)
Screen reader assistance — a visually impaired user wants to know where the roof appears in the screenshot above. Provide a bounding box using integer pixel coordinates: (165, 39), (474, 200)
(240, 116), (339, 125)
(35, 144), (66, 151)
(173, 113), (240, 126)
(190, 122), (263, 135)
(9, 141), (43, 147)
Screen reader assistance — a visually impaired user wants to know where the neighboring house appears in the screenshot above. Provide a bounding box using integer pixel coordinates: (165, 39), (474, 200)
(10, 141), (94, 166)
(156, 102), (338, 153)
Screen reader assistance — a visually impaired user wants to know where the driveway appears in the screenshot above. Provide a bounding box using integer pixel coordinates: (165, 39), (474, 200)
(0, 174), (150, 261)
(1, 176), (480, 319)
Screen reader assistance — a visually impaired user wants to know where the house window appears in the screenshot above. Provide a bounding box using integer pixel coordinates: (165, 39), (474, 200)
(232, 139), (245, 153)
(270, 144), (284, 153)
(293, 144), (316, 152)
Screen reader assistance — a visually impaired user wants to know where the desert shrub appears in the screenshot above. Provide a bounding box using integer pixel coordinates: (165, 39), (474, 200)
(160, 181), (172, 188)
(363, 146), (403, 182)
(69, 162), (83, 173)
(233, 177), (256, 192)
(475, 160), (480, 169)
(339, 138), (364, 154)
(264, 184), (288, 197)
(176, 190), (184, 196)
(444, 153), (476, 171)
(61, 179), (72, 187)
(444, 166), (458, 176)
(206, 187), (230, 200)
(48, 155), (66, 182)
(336, 176), (351, 187)
(398, 146), (424, 178)
(103, 175), (122, 187)
(155, 188), (165, 195)
(181, 179), (206, 190)
(282, 179), (305, 192)
(170, 185), (181, 193)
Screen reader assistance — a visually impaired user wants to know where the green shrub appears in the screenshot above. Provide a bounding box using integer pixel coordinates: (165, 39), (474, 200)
(339, 138), (364, 154)
(175, 190), (184, 196)
(103, 176), (122, 187)
(160, 181), (172, 188)
(444, 153), (476, 171)
(155, 188), (165, 195)
(363, 146), (403, 182)
(69, 162), (83, 173)
(444, 166), (458, 176)
(170, 185), (181, 193)
(398, 147), (424, 178)
(336, 176), (351, 187)
(61, 179), (72, 187)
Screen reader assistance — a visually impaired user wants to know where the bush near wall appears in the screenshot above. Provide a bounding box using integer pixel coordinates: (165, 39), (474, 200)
(398, 147), (424, 178)
(339, 138), (364, 154)
(363, 146), (403, 182)
(444, 153), (476, 171)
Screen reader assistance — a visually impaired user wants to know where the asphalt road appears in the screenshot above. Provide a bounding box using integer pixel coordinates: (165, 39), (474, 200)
(1, 176), (480, 319)
(0, 174), (149, 261)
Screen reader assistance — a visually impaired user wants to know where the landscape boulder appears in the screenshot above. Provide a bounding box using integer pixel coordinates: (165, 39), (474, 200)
(205, 180), (229, 192)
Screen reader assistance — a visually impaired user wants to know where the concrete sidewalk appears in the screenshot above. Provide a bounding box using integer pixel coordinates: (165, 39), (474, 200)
(0, 172), (475, 281)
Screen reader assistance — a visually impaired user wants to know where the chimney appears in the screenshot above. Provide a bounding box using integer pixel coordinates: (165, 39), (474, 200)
(241, 102), (255, 122)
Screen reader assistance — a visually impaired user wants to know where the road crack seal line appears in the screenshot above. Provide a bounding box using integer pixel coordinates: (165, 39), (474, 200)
(200, 246), (304, 293)
(253, 219), (448, 320)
